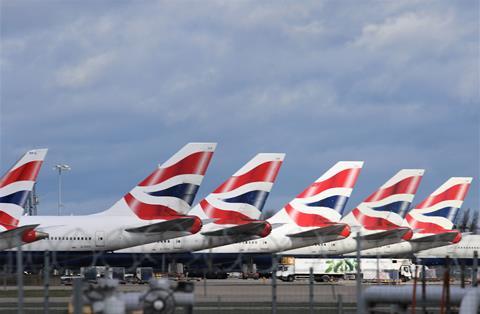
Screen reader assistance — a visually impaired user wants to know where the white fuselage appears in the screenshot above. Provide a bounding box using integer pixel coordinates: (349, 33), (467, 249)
(14, 216), (193, 252)
(415, 235), (480, 260)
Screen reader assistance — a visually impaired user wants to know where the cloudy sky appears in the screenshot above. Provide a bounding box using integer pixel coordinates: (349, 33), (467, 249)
(1, 1), (478, 220)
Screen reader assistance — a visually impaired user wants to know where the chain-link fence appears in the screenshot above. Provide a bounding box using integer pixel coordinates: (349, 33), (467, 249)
(1, 243), (479, 313)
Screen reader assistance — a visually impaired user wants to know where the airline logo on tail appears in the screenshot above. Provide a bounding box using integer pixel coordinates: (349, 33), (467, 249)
(351, 169), (424, 230)
(0, 149), (48, 231)
(406, 177), (472, 235)
(106, 143), (216, 220)
(199, 153), (284, 225)
(284, 161), (363, 227)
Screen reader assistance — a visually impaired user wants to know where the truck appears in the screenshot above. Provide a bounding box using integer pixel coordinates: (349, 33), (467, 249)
(135, 267), (154, 283)
(353, 258), (414, 282)
(276, 257), (418, 282)
(241, 262), (260, 280)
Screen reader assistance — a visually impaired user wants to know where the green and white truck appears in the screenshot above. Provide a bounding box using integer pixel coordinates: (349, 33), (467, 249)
(276, 257), (417, 282)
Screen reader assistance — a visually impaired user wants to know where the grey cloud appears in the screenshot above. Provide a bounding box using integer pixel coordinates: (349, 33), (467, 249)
(1, 0), (478, 216)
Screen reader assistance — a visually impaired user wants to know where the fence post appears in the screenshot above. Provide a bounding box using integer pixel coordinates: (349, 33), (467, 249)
(460, 259), (465, 289)
(3, 263), (6, 290)
(421, 263), (426, 314)
(203, 272), (207, 297)
(309, 266), (314, 314)
(16, 240), (23, 314)
(73, 278), (83, 314)
(337, 294), (344, 314)
(44, 251), (50, 314)
(161, 254), (165, 273)
(411, 264), (418, 313)
(446, 256), (451, 314)
(272, 255), (277, 314)
(356, 232), (362, 314)
(473, 251), (478, 287)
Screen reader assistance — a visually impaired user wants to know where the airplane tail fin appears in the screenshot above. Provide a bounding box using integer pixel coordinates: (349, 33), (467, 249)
(0, 149), (48, 231)
(406, 177), (472, 235)
(270, 161), (363, 227)
(194, 153), (285, 224)
(99, 143), (216, 218)
(349, 169), (424, 230)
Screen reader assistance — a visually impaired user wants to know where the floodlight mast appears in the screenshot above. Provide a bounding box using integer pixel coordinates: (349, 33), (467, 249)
(53, 164), (71, 216)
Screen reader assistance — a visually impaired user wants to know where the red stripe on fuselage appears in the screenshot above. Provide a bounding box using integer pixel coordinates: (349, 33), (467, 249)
(213, 161), (282, 194)
(415, 183), (471, 209)
(0, 161), (43, 189)
(297, 168), (361, 198)
(352, 207), (402, 230)
(139, 151), (213, 187)
(364, 176), (422, 203)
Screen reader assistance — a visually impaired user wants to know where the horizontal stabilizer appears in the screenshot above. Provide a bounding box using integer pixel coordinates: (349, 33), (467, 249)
(287, 223), (347, 238)
(410, 232), (459, 243)
(125, 217), (198, 233)
(0, 224), (42, 248)
(359, 228), (411, 241)
(202, 221), (269, 237)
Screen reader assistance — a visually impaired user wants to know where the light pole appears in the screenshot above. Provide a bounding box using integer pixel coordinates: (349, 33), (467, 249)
(53, 164), (71, 216)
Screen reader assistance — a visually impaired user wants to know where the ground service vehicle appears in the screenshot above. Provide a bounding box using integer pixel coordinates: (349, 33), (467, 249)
(276, 257), (417, 282)
(136, 267), (153, 283)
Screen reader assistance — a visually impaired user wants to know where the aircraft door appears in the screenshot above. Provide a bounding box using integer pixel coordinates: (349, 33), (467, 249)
(95, 231), (105, 248)
(174, 238), (182, 249)
(261, 239), (269, 251)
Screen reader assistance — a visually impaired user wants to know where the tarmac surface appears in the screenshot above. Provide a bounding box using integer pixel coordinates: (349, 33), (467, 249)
(0, 278), (464, 313)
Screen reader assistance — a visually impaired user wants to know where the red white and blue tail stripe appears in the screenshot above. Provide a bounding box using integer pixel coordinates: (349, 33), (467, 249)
(100, 143), (216, 219)
(406, 177), (472, 235)
(271, 161), (363, 227)
(191, 153), (285, 224)
(0, 149), (48, 231)
(349, 169), (424, 230)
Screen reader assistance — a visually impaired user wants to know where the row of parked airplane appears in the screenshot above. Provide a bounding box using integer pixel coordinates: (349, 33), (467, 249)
(0, 143), (478, 262)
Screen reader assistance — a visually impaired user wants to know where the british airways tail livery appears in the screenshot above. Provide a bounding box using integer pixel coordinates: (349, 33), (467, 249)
(270, 161), (363, 228)
(345, 169), (425, 232)
(194, 153), (284, 224)
(281, 169), (425, 256)
(100, 142), (216, 219)
(18, 143), (217, 252)
(0, 149), (48, 250)
(203, 161), (364, 254)
(115, 153), (285, 254)
(406, 177), (472, 238)
(352, 177), (473, 257)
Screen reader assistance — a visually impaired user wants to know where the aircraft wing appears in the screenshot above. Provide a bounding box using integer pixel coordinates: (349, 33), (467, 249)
(409, 232), (459, 243)
(125, 217), (198, 233)
(202, 221), (268, 237)
(359, 228), (411, 241)
(286, 223), (347, 238)
(0, 224), (43, 250)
